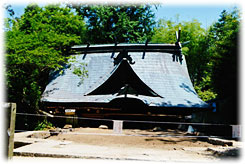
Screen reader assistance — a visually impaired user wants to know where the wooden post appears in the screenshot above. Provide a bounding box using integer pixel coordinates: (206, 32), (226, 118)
(7, 103), (16, 159)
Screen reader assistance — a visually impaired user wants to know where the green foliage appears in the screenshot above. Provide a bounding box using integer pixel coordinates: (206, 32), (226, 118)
(5, 4), (87, 111)
(152, 19), (209, 79)
(72, 64), (88, 77)
(70, 4), (156, 43)
(194, 76), (217, 101)
(151, 19), (179, 44)
(71, 63), (88, 84)
(151, 18), (216, 101)
(207, 8), (240, 99)
(206, 8), (240, 124)
(151, 8), (240, 105)
(34, 118), (54, 131)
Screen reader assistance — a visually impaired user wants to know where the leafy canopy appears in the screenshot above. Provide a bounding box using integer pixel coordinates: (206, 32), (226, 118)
(70, 4), (156, 44)
(206, 8), (240, 123)
(5, 4), (87, 110)
(151, 18), (216, 101)
(207, 8), (240, 99)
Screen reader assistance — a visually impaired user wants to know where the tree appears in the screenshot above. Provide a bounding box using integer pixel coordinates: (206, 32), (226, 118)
(69, 4), (156, 44)
(5, 4), (87, 112)
(151, 18), (216, 101)
(151, 8), (240, 124)
(207, 8), (240, 123)
(208, 9), (240, 99)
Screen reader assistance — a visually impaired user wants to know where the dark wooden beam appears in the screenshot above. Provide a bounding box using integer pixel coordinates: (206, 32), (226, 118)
(71, 43), (181, 54)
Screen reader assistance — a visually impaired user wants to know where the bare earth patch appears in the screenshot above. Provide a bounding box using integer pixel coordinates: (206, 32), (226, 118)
(47, 127), (240, 161)
(50, 128), (216, 150)
(14, 128), (241, 162)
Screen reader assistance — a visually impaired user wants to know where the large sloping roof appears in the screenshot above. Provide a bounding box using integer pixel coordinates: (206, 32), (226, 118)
(41, 44), (208, 108)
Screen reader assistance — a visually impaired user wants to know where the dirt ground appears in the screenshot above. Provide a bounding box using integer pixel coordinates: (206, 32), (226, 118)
(50, 128), (216, 150)
(47, 127), (240, 161)
(14, 127), (241, 162)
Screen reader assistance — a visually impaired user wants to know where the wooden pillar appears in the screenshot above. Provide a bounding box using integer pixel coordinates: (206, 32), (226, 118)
(7, 103), (16, 159)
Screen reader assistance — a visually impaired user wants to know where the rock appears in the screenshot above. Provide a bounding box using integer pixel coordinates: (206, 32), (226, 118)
(207, 138), (233, 146)
(152, 127), (162, 132)
(206, 147), (240, 157)
(49, 128), (61, 136)
(99, 125), (108, 129)
(63, 124), (72, 129)
(132, 130), (141, 133)
(61, 129), (68, 133)
(28, 132), (50, 139)
(206, 148), (215, 152)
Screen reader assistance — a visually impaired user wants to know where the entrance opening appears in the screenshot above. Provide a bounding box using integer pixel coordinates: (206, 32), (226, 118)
(109, 97), (147, 114)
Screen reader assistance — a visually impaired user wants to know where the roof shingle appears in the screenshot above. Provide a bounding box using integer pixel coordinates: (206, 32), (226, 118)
(41, 51), (208, 108)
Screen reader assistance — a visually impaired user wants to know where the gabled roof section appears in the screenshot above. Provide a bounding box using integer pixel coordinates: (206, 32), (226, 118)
(41, 44), (209, 108)
(86, 59), (161, 97)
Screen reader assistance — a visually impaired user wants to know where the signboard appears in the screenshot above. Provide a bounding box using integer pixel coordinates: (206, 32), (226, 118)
(232, 125), (241, 138)
(113, 120), (123, 134)
(65, 109), (76, 116)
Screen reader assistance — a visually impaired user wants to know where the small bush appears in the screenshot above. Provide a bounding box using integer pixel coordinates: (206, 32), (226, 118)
(34, 118), (54, 131)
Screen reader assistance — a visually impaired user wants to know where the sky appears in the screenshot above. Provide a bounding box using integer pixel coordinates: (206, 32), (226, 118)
(153, 5), (238, 29)
(3, 1), (240, 30)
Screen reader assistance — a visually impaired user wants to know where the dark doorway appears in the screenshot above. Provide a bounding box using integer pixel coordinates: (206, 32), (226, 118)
(109, 97), (147, 114)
